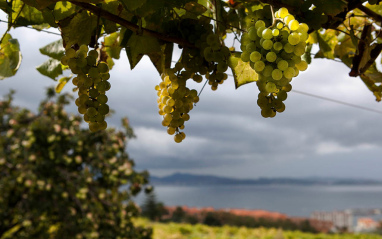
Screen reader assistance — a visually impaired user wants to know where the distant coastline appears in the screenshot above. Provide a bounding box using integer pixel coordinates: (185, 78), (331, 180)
(150, 172), (382, 186)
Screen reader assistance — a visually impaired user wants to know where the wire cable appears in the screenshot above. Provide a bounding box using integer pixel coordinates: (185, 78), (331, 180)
(2, 19), (381, 115)
(0, 19), (61, 36)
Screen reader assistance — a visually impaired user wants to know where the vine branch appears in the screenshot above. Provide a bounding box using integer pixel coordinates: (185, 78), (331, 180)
(357, 4), (382, 23)
(0, 3), (25, 44)
(70, 1), (195, 48)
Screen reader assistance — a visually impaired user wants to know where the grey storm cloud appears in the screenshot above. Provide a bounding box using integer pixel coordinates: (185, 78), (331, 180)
(1, 25), (382, 180)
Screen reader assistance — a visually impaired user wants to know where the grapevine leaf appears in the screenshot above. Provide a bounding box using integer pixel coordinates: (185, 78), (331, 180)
(11, 0), (45, 26)
(334, 36), (356, 68)
(119, 0), (147, 11)
(39, 39), (65, 60)
(360, 63), (382, 101)
(0, 34), (22, 80)
(125, 33), (162, 70)
(302, 44), (312, 64)
(59, 11), (97, 47)
(21, 0), (57, 10)
(315, 30), (338, 59)
(0, 1), (13, 12)
(228, 52), (258, 89)
(55, 76), (71, 93)
(53, 1), (76, 21)
(311, 0), (347, 16)
(36, 58), (63, 80)
(148, 42), (173, 75)
(104, 32), (122, 59)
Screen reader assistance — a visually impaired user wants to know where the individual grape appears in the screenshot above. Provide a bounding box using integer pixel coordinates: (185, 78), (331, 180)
(295, 60), (308, 71)
(265, 82), (277, 93)
(272, 29), (279, 37)
(284, 43), (294, 53)
(278, 7), (289, 18)
(263, 65), (273, 77)
(288, 32), (300, 45)
(277, 60), (288, 71)
(272, 69), (283, 81)
(284, 15), (295, 25)
(255, 20), (265, 29)
(262, 28), (273, 40)
(283, 67), (295, 79)
(241, 51), (251, 62)
(273, 42), (283, 51)
(248, 27), (258, 40)
(250, 51), (262, 62)
(98, 104), (109, 115)
(262, 40), (273, 50)
(266, 52), (277, 62)
(288, 20), (299, 31)
(97, 62), (109, 73)
(254, 61), (265, 72)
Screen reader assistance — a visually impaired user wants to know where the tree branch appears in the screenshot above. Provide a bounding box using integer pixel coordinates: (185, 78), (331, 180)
(349, 24), (372, 77)
(69, 1), (195, 48)
(358, 4), (382, 23)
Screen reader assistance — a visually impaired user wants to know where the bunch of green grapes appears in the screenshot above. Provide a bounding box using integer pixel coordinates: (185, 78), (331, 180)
(155, 68), (199, 143)
(203, 34), (231, 91)
(177, 19), (231, 90)
(61, 45), (111, 132)
(241, 7), (309, 118)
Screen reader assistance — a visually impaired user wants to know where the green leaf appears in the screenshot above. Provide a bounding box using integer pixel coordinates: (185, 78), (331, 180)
(55, 76), (71, 93)
(315, 30), (338, 59)
(21, 0), (57, 10)
(53, 1), (76, 21)
(148, 43), (173, 75)
(0, 34), (22, 80)
(104, 32), (122, 59)
(311, 0), (347, 16)
(60, 11), (97, 47)
(12, 0), (47, 26)
(302, 44), (312, 64)
(36, 58), (63, 80)
(119, 0), (147, 11)
(39, 39), (65, 60)
(360, 63), (382, 101)
(125, 33), (162, 70)
(228, 52), (258, 89)
(0, 1), (13, 13)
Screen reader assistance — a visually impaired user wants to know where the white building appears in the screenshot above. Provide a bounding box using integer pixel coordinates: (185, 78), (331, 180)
(311, 211), (353, 231)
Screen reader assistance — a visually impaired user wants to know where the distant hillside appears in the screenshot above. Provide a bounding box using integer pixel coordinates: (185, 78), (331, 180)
(150, 173), (382, 186)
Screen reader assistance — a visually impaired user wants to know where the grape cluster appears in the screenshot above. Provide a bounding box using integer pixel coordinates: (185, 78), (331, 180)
(203, 34), (230, 91)
(176, 18), (231, 91)
(241, 7), (309, 117)
(61, 45), (111, 132)
(155, 69), (199, 143)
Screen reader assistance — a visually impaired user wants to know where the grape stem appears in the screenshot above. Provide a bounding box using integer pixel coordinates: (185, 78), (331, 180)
(269, 5), (276, 28)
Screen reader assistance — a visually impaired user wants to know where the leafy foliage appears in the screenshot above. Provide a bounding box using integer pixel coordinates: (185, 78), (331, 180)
(136, 218), (382, 239)
(0, 89), (152, 239)
(2, 0), (382, 140)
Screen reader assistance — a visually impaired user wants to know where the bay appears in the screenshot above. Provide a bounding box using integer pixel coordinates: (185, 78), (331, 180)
(135, 185), (382, 217)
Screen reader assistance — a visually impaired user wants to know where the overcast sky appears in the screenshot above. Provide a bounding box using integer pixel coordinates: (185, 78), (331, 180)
(1, 21), (382, 180)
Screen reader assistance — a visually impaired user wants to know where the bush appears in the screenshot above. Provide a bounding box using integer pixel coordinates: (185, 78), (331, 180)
(0, 89), (152, 239)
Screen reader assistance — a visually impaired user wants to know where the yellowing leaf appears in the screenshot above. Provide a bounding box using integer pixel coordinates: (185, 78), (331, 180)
(0, 34), (22, 80)
(228, 52), (258, 89)
(360, 63), (382, 101)
(55, 76), (71, 93)
(53, 1), (76, 21)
